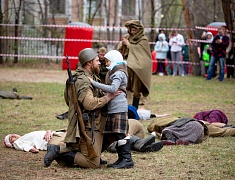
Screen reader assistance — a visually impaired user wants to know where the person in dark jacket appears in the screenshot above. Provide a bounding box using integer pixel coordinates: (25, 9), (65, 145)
(206, 27), (230, 81)
(182, 38), (190, 76)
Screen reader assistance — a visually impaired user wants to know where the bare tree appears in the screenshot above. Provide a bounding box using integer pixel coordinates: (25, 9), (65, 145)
(12, 0), (23, 63)
(0, 0), (3, 63)
(37, 0), (49, 37)
(221, 0), (235, 68)
(87, 0), (102, 25)
(181, 0), (200, 75)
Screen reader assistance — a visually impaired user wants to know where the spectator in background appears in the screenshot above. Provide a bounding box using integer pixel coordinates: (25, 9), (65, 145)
(155, 29), (165, 42)
(166, 33), (172, 76)
(202, 32), (214, 78)
(182, 38), (190, 76)
(98, 47), (108, 84)
(200, 30), (210, 76)
(169, 30), (185, 76)
(225, 30), (234, 78)
(206, 27), (229, 82)
(154, 33), (169, 76)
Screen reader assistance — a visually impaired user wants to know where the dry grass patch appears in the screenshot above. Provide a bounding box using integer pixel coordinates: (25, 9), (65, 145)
(0, 68), (235, 179)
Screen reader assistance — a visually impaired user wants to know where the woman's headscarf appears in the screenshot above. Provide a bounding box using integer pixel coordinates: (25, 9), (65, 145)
(104, 50), (127, 70)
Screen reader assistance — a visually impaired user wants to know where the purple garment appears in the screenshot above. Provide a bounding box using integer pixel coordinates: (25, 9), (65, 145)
(193, 110), (228, 124)
(163, 121), (204, 144)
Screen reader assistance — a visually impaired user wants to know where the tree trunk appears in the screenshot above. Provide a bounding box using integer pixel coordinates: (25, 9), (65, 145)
(221, 0), (235, 70)
(13, 0), (22, 64)
(150, 0), (156, 51)
(0, 1), (3, 64)
(181, 0), (200, 75)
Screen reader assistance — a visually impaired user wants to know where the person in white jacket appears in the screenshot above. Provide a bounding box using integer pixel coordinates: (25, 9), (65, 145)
(4, 130), (65, 153)
(154, 33), (169, 76)
(169, 30), (185, 76)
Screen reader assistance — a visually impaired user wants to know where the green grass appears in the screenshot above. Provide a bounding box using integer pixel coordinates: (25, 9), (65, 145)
(0, 71), (235, 180)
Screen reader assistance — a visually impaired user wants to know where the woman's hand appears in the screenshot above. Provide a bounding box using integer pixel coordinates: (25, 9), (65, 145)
(88, 77), (93, 83)
(122, 38), (130, 46)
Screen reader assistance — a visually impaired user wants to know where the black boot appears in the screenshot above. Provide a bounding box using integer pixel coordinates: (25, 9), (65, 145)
(131, 135), (156, 152)
(161, 130), (177, 145)
(107, 142), (122, 168)
(55, 151), (76, 167)
(144, 141), (164, 152)
(106, 141), (117, 153)
(132, 97), (140, 109)
(112, 139), (134, 169)
(44, 144), (60, 167)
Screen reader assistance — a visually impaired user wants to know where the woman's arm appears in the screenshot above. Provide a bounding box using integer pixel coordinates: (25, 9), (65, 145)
(90, 72), (123, 93)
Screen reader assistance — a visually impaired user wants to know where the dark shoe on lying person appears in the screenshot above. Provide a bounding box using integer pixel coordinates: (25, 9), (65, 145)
(144, 141), (164, 152)
(222, 124), (235, 128)
(132, 135), (156, 152)
(44, 144), (60, 167)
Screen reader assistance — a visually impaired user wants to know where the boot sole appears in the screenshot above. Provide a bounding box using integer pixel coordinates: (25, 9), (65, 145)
(137, 135), (156, 152)
(145, 142), (163, 152)
(113, 163), (134, 169)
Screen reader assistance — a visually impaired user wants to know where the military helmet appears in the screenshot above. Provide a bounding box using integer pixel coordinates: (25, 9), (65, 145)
(78, 48), (98, 66)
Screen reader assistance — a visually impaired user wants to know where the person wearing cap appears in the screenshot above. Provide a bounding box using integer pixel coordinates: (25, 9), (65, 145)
(87, 50), (133, 169)
(44, 48), (118, 168)
(4, 130), (66, 153)
(117, 20), (152, 110)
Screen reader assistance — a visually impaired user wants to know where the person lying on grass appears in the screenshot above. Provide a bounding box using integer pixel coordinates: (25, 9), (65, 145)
(3, 130), (65, 153)
(147, 115), (235, 146)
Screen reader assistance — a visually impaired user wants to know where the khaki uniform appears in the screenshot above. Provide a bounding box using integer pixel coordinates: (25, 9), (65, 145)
(203, 121), (235, 137)
(63, 67), (108, 168)
(128, 119), (145, 138)
(147, 116), (235, 139)
(0, 90), (32, 99)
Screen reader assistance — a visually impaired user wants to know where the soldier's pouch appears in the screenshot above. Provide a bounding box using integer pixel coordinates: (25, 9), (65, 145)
(82, 113), (90, 122)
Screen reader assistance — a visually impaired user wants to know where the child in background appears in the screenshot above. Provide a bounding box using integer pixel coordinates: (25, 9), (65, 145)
(154, 33), (169, 76)
(202, 32), (213, 77)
